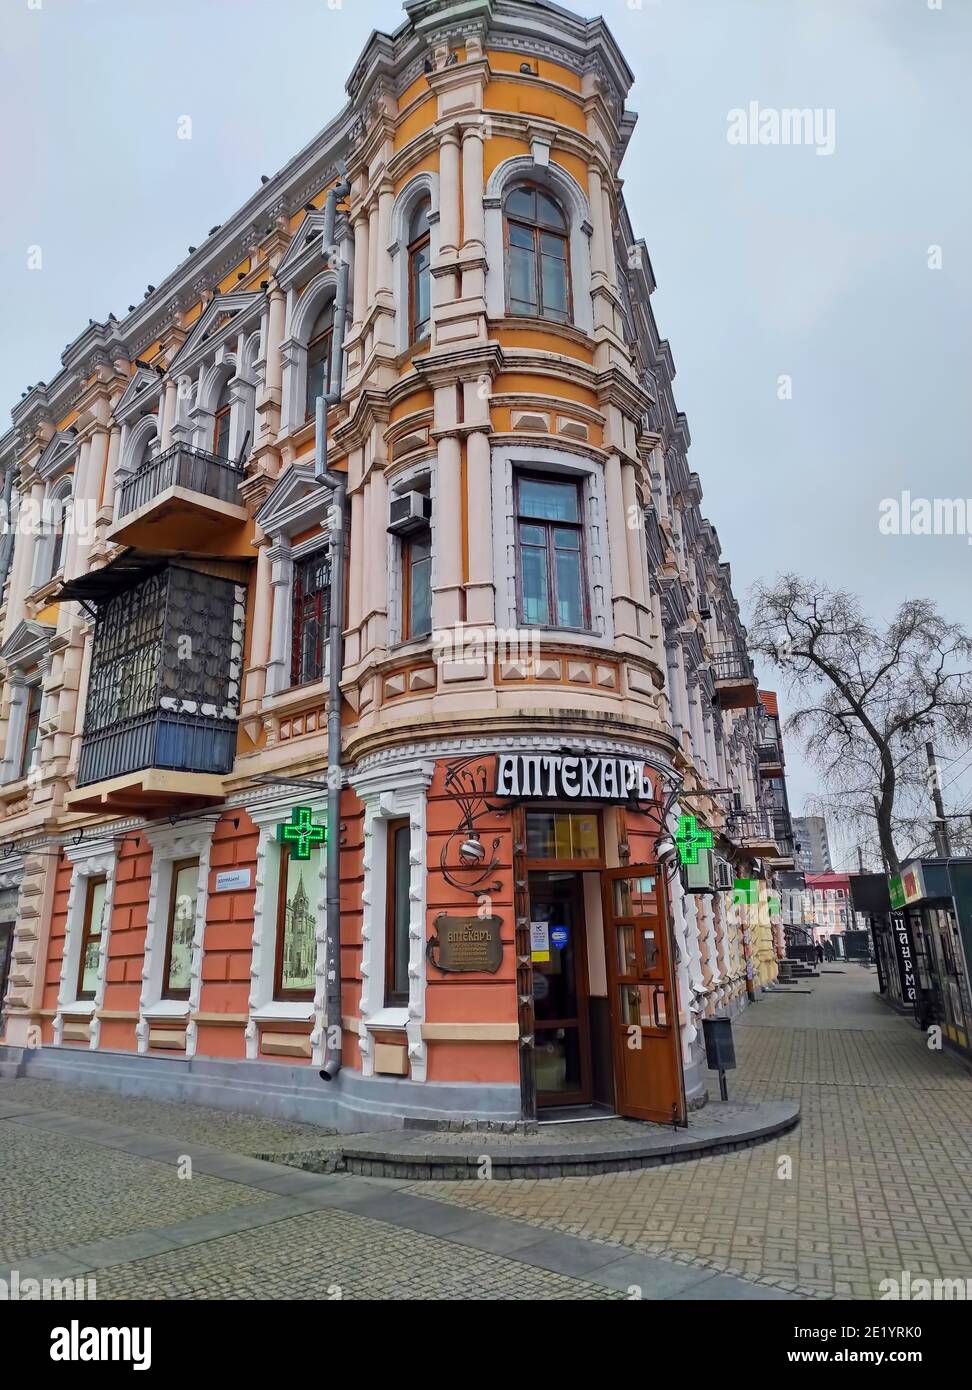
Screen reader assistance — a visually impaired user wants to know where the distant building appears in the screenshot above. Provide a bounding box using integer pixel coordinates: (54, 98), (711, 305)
(805, 873), (867, 939)
(794, 816), (833, 874)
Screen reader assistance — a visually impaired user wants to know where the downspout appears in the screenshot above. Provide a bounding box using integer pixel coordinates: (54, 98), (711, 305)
(316, 176), (351, 1081)
(0, 467), (16, 599)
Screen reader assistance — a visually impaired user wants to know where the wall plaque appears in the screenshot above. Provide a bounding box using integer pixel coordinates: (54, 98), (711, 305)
(427, 914), (503, 974)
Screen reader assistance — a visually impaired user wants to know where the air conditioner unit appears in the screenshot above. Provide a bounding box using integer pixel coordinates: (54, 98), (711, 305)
(388, 491), (431, 536)
(699, 600), (712, 619)
(715, 857), (734, 891)
(682, 846), (716, 894)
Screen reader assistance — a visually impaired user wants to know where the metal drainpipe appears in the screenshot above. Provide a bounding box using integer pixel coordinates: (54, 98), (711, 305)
(316, 176), (351, 1081)
(0, 467), (16, 597)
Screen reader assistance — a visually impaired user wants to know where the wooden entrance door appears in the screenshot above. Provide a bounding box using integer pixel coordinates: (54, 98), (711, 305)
(529, 872), (592, 1106)
(603, 867), (686, 1124)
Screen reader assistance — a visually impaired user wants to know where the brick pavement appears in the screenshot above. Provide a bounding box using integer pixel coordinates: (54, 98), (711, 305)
(418, 967), (972, 1299)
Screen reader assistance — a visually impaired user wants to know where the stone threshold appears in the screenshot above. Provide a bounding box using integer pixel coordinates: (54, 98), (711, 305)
(262, 1099), (801, 1180)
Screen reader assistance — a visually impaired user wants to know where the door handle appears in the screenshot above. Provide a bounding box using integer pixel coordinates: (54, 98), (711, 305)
(652, 988), (665, 1028)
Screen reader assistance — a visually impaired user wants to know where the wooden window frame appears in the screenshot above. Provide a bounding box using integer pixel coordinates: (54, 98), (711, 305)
(161, 857), (199, 1002)
(76, 875), (107, 1002)
(274, 844), (316, 1002)
(291, 548), (331, 687)
(408, 225), (432, 346)
(212, 399), (232, 459)
(385, 818), (411, 1007)
(18, 682), (42, 780)
(514, 471), (590, 632)
(401, 527), (432, 641)
(304, 316), (334, 422)
(503, 182), (572, 324)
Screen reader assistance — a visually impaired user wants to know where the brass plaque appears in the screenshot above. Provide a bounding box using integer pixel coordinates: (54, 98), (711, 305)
(427, 914), (503, 974)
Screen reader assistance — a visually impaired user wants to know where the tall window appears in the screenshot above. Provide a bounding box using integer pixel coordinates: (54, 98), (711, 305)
(77, 875), (108, 1000)
(162, 858), (198, 1000)
(212, 384), (232, 459)
(19, 683), (42, 779)
(504, 183), (570, 323)
(305, 304), (333, 420)
(515, 473), (587, 629)
(402, 529), (432, 639)
(292, 549), (331, 686)
(275, 845), (317, 1000)
(408, 202), (431, 345)
(385, 819), (411, 1006)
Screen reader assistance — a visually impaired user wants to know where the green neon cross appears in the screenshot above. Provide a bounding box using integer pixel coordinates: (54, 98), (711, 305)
(675, 814), (713, 866)
(277, 806), (326, 860)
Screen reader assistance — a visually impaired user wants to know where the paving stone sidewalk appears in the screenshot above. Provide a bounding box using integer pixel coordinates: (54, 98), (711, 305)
(416, 968), (972, 1299)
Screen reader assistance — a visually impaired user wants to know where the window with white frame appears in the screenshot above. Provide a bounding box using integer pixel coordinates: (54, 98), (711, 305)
(491, 447), (610, 642)
(388, 468), (433, 645)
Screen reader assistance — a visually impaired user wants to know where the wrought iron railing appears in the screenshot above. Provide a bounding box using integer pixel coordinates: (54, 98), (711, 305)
(711, 642), (755, 684)
(77, 709), (237, 787)
(117, 443), (243, 520)
(726, 809), (775, 844)
(757, 741), (783, 766)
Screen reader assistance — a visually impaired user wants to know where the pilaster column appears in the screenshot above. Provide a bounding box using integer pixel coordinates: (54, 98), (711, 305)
(587, 164), (608, 279)
(159, 379), (178, 451)
(243, 538), (272, 713)
(621, 460), (648, 610)
(433, 415), (463, 626)
(352, 212), (370, 333)
(438, 129), (461, 259)
(461, 125), (486, 255)
(263, 286), (286, 400)
(265, 538), (292, 696)
(101, 423), (122, 518)
(464, 429), (494, 624)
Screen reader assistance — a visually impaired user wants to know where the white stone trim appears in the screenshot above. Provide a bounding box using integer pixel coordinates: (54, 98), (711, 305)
(389, 171), (440, 356)
(247, 794), (328, 1064)
(137, 819), (217, 1056)
(350, 757), (434, 1082)
(491, 442), (613, 646)
(279, 268), (339, 437)
(387, 459), (435, 647)
(484, 155), (593, 334)
(54, 839), (120, 1048)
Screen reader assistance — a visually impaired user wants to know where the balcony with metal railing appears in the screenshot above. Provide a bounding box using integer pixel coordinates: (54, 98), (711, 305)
(65, 562), (245, 815)
(757, 739), (784, 773)
(108, 442), (249, 555)
(710, 641), (759, 709)
(725, 808), (779, 855)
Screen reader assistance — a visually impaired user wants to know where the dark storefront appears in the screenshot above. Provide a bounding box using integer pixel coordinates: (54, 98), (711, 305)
(870, 860), (972, 1056)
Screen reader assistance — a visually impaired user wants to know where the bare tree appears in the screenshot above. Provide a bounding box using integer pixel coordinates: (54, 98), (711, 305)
(747, 574), (972, 874)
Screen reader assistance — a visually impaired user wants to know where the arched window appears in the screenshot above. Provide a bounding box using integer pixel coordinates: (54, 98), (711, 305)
(212, 382), (232, 459)
(305, 304), (333, 421)
(504, 183), (571, 323)
(408, 201), (431, 345)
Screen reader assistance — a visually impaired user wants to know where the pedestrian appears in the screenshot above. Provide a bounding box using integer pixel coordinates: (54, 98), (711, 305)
(816, 942), (824, 964)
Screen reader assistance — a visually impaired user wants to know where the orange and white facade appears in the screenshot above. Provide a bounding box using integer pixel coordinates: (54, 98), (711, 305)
(0, 0), (789, 1128)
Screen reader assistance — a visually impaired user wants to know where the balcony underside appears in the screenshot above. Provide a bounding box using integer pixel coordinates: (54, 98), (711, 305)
(107, 485), (249, 556)
(713, 677), (760, 710)
(66, 767), (226, 815)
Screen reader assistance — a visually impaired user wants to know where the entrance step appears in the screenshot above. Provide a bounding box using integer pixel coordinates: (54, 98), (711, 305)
(269, 1098), (800, 1181)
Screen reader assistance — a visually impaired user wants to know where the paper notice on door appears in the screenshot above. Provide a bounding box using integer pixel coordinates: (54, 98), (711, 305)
(530, 920), (550, 963)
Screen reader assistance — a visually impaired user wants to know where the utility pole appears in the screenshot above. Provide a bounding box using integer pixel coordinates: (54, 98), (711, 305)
(857, 844), (865, 874)
(925, 740), (952, 857)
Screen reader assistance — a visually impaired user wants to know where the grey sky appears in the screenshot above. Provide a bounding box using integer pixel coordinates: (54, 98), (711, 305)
(3, 0), (970, 863)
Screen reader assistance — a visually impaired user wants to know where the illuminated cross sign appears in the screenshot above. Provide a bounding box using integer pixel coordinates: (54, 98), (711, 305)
(675, 814), (713, 866)
(277, 806), (326, 860)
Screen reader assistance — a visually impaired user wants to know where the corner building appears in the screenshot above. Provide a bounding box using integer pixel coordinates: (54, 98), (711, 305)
(0, 0), (790, 1129)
